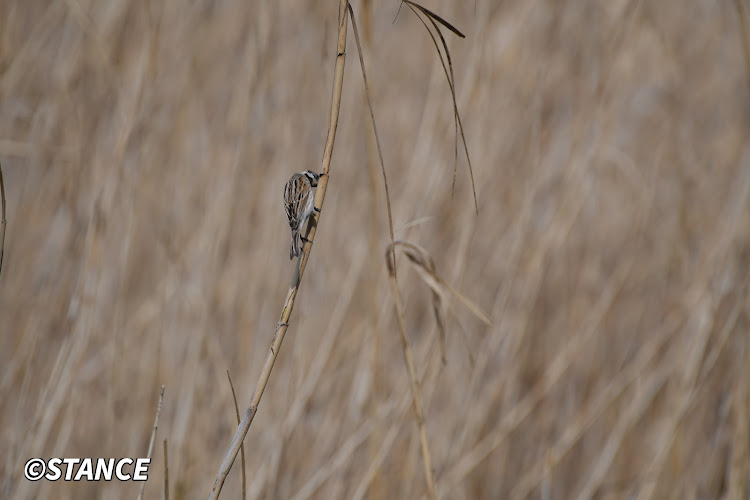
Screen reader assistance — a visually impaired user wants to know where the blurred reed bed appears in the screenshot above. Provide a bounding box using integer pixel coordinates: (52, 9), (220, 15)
(1, 1), (749, 499)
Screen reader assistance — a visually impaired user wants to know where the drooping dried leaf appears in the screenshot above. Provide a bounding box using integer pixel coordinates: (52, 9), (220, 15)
(386, 241), (493, 366)
(404, 2), (478, 212)
(403, 0), (465, 38)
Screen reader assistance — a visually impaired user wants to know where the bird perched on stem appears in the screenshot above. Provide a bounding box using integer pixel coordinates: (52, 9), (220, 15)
(284, 170), (321, 259)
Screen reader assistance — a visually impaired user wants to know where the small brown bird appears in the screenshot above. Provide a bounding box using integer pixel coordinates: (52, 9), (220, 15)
(283, 170), (320, 259)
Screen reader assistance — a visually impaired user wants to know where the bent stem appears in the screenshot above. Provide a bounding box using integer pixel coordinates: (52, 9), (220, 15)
(207, 1), (349, 498)
(385, 243), (437, 500)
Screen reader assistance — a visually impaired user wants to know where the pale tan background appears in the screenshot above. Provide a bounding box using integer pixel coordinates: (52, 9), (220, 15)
(2, 1), (750, 499)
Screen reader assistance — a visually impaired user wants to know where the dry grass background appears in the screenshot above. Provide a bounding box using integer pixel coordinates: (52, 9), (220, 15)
(1, 0), (750, 499)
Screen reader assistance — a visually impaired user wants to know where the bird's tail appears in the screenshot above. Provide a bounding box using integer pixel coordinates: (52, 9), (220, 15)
(290, 229), (299, 259)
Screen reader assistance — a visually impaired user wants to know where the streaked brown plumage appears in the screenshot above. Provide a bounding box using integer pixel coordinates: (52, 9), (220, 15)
(284, 170), (320, 259)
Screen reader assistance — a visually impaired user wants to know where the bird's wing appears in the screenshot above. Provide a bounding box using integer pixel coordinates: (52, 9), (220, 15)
(284, 174), (312, 229)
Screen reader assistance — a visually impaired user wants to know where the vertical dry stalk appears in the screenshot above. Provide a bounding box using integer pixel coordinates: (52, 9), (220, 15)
(734, 0), (750, 94)
(138, 385), (165, 500)
(163, 439), (170, 500)
(226, 371), (246, 500)
(207, 1), (349, 497)
(347, 3), (396, 276)
(728, 334), (749, 499)
(385, 245), (437, 500)
(0, 160), (6, 278)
